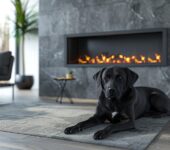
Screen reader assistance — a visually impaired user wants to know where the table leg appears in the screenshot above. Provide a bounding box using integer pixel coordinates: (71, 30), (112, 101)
(64, 90), (74, 104)
(54, 79), (74, 104)
(56, 80), (67, 104)
(55, 81), (64, 103)
(59, 80), (67, 104)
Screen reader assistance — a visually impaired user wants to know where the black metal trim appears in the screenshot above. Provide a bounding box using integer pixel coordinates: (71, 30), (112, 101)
(65, 28), (168, 38)
(64, 28), (169, 67)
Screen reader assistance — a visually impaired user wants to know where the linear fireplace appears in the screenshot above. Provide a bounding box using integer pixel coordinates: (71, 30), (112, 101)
(65, 28), (168, 67)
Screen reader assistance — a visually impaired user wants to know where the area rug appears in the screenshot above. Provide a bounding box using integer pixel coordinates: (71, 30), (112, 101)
(0, 102), (169, 150)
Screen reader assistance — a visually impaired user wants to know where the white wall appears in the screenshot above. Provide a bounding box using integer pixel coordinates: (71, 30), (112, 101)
(25, 0), (39, 89)
(25, 34), (39, 89)
(0, 0), (39, 90)
(0, 0), (15, 83)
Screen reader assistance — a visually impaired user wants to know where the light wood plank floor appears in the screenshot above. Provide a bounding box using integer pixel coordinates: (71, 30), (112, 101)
(0, 87), (169, 150)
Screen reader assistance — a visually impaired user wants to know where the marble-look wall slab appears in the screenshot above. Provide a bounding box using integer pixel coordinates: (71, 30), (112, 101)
(39, 0), (170, 99)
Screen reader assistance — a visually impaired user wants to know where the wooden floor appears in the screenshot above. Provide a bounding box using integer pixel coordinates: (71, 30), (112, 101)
(147, 121), (170, 150)
(0, 123), (169, 150)
(0, 88), (170, 150)
(0, 131), (119, 150)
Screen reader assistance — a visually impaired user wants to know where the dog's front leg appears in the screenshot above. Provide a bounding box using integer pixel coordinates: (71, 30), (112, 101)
(93, 120), (135, 140)
(94, 105), (136, 140)
(64, 114), (105, 134)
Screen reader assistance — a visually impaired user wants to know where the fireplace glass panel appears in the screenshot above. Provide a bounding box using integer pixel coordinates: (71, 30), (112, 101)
(66, 29), (167, 66)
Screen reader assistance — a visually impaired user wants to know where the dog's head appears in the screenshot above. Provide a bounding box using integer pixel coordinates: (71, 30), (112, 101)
(93, 67), (138, 100)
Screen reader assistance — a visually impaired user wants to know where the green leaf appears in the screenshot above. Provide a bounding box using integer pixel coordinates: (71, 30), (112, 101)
(11, 0), (38, 36)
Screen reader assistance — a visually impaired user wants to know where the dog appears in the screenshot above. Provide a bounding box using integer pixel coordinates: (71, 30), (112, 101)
(64, 67), (170, 140)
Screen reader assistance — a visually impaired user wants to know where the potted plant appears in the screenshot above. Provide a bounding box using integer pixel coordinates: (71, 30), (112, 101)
(11, 0), (38, 89)
(66, 71), (74, 79)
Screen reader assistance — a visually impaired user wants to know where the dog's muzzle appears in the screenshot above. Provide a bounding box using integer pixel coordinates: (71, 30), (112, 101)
(107, 88), (116, 99)
(106, 87), (122, 100)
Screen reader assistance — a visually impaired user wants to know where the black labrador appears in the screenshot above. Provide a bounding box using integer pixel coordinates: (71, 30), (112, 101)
(64, 67), (170, 140)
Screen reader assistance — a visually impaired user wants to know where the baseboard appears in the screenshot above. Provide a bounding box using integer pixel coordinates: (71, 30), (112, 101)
(40, 96), (97, 104)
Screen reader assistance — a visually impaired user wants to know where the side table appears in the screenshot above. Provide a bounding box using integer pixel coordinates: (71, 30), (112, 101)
(53, 77), (75, 104)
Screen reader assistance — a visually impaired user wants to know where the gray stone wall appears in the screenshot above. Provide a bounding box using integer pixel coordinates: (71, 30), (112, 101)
(39, 0), (170, 99)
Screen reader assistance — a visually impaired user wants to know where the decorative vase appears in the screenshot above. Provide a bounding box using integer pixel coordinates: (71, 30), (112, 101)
(66, 73), (73, 79)
(15, 75), (34, 90)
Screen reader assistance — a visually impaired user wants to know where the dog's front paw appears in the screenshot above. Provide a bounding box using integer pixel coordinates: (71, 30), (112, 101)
(93, 130), (108, 140)
(64, 125), (82, 134)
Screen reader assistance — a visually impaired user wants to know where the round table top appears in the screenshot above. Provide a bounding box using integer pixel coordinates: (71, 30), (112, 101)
(53, 77), (75, 81)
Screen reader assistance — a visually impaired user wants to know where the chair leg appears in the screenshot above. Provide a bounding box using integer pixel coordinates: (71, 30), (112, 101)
(12, 85), (14, 103)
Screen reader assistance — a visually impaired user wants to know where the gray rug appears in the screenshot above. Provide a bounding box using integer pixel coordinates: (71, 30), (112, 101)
(0, 102), (169, 150)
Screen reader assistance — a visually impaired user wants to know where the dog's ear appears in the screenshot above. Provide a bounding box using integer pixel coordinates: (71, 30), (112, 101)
(93, 68), (106, 88)
(125, 68), (138, 87)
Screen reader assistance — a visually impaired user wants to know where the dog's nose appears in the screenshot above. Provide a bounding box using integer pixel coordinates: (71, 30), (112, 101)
(108, 88), (115, 96)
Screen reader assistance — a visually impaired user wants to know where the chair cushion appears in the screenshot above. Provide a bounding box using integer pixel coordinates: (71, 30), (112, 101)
(0, 51), (11, 67)
(0, 66), (8, 75)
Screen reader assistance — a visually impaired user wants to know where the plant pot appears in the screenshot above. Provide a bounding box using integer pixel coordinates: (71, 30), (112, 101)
(15, 75), (34, 90)
(66, 73), (73, 79)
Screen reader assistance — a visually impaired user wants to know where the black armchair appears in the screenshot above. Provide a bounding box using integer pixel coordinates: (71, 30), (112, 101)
(0, 51), (15, 102)
(0, 51), (14, 80)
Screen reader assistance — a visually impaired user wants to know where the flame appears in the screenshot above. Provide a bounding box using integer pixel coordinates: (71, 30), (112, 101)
(78, 53), (161, 64)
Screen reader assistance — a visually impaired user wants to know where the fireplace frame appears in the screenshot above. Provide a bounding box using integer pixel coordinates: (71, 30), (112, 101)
(64, 28), (168, 67)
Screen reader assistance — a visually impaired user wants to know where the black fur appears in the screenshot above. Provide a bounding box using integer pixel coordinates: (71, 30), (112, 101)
(64, 67), (170, 140)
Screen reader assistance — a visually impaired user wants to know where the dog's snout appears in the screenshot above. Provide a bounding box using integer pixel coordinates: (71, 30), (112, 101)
(108, 88), (115, 96)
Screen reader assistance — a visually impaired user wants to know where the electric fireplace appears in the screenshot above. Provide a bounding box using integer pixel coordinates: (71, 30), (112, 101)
(65, 28), (168, 67)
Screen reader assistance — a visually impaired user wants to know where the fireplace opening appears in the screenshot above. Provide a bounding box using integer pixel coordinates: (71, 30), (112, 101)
(78, 53), (161, 64)
(65, 28), (168, 67)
